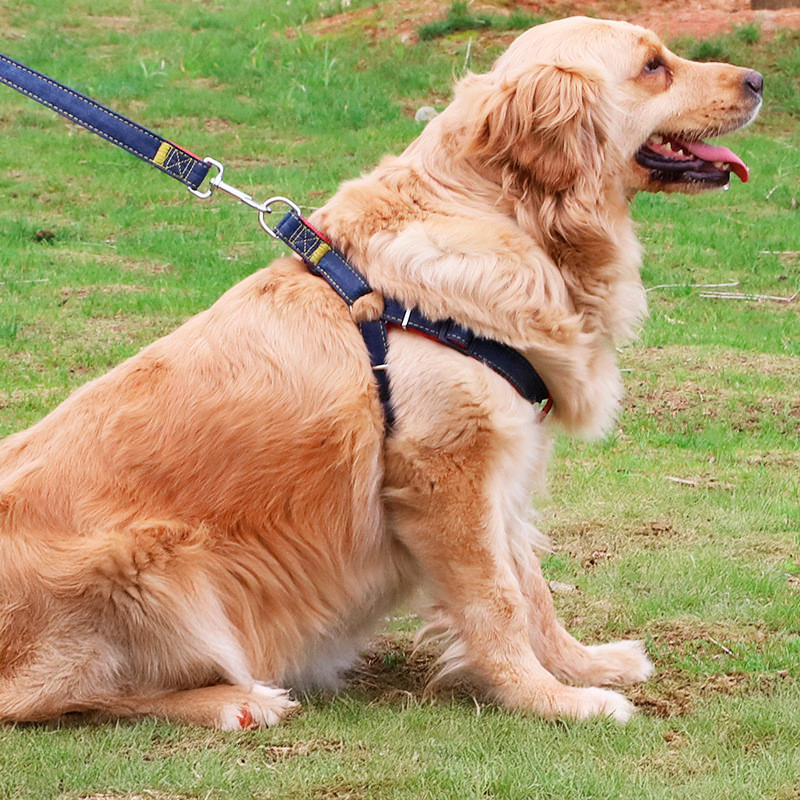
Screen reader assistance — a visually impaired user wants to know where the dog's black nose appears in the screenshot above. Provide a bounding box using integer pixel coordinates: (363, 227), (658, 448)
(744, 70), (764, 97)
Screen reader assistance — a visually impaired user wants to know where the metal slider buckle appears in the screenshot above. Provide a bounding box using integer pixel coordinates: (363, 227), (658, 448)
(188, 156), (302, 237)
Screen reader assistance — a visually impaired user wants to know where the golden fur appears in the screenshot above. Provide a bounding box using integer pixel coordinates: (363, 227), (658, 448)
(0, 18), (761, 727)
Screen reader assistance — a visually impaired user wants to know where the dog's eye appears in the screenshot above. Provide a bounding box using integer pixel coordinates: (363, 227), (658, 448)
(643, 57), (664, 74)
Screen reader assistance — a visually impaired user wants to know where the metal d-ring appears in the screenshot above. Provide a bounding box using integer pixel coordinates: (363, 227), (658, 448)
(258, 196), (303, 239)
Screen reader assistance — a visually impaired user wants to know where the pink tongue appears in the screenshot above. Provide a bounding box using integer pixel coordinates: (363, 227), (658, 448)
(678, 138), (750, 183)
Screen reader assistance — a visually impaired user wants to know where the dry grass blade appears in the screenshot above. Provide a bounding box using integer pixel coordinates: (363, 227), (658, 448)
(646, 281), (739, 293)
(699, 291), (798, 302)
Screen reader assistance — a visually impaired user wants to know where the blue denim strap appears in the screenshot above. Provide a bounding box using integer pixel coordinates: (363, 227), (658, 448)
(0, 52), (210, 191)
(382, 300), (549, 404)
(273, 212), (551, 425)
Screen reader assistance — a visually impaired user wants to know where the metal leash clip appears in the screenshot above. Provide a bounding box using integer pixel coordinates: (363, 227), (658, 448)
(189, 156), (302, 238)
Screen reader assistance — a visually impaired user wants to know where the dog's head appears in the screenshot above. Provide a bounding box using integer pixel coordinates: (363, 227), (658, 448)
(450, 17), (762, 197)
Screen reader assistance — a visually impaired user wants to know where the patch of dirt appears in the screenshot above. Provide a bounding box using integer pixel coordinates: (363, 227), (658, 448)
(309, 0), (444, 43)
(54, 249), (173, 275)
(629, 671), (733, 717)
(260, 739), (346, 760)
(347, 634), (436, 702)
(346, 633), (481, 705)
(628, 380), (800, 436)
(309, 783), (374, 800)
(0, 384), (73, 413)
(634, 728), (704, 777)
(178, 76), (227, 91)
(87, 16), (139, 32)
(58, 284), (150, 305)
(142, 730), (232, 757)
(733, 400), (800, 433)
(308, 0), (800, 46)
(639, 519), (676, 536)
(59, 13), (166, 35)
(624, 383), (709, 421)
(0, 23), (26, 40)
(552, 518), (684, 567)
(745, 450), (800, 469)
(629, 667), (790, 717)
(80, 314), (178, 347)
(142, 730), (347, 762)
(620, 347), (800, 436)
(649, 617), (770, 654)
(76, 795), (192, 800)
(583, 548), (613, 569)
(625, 345), (800, 380)
(203, 117), (238, 134)
(222, 154), (274, 170)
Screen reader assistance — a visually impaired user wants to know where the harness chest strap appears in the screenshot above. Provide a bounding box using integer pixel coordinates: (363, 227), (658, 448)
(272, 212), (552, 426)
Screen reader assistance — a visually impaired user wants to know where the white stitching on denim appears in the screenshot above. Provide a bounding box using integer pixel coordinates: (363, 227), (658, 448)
(0, 57), (203, 187)
(0, 56), (160, 145)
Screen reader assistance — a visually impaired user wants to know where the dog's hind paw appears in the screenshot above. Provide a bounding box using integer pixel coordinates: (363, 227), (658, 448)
(218, 683), (299, 730)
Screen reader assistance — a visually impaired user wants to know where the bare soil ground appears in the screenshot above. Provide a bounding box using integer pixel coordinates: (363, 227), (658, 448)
(311, 0), (800, 43)
(521, 0), (800, 38)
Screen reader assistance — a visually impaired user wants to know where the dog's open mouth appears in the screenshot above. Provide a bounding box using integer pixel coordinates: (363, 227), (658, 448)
(635, 134), (749, 186)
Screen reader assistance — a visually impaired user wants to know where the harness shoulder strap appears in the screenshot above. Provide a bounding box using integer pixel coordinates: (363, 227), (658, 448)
(272, 212), (395, 425)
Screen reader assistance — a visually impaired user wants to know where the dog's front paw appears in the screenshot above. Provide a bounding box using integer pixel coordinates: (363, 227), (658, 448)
(505, 680), (636, 723)
(218, 683), (299, 730)
(534, 685), (636, 724)
(582, 640), (654, 686)
(577, 687), (636, 723)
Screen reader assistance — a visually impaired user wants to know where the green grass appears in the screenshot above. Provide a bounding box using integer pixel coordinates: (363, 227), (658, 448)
(418, 1), (545, 41)
(1, 2), (799, 799)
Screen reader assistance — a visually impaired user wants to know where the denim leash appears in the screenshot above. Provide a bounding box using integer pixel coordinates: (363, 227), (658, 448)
(0, 52), (552, 427)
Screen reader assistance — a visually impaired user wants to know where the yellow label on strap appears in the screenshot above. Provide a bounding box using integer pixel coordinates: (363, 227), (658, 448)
(308, 242), (330, 265)
(153, 142), (172, 166)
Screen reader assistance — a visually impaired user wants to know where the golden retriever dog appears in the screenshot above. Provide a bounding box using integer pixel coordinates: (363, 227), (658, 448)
(0, 17), (762, 728)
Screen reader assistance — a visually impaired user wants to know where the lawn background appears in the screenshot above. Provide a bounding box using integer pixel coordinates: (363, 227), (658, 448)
(0, 1), (798, 798)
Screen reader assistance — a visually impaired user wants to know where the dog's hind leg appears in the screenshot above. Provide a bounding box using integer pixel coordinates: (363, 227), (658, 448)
(0, 597), (295, 729)
(0, 595), (298, 729)
(0, 673), (297, 730)
(99, 683), (298, 729)
(0, 521), (297, 728)
(515, 551), (653, 687)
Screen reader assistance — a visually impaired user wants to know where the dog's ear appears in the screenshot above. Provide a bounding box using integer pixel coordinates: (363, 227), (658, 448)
(458, 64), (614, 193)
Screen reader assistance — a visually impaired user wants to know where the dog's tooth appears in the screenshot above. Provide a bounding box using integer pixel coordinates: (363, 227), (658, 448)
(713, 161), (725, 168)
(651, 135), (664, 144)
